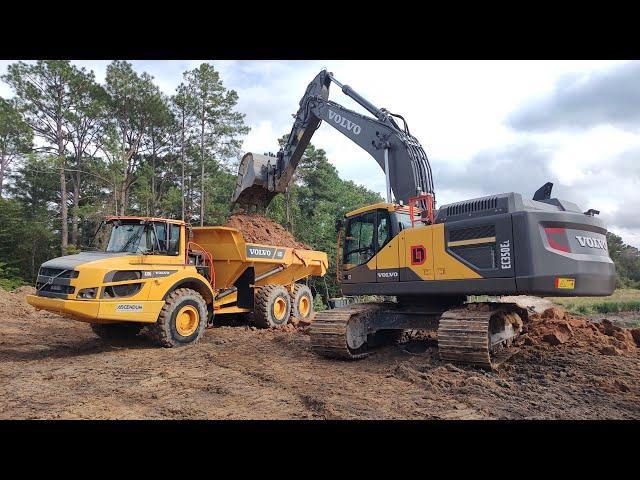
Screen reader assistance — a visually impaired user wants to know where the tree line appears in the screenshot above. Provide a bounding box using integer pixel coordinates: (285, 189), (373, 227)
(2, 60), (636, 296)
(606, 233), (640, 289)
(0, 60), (382, 298)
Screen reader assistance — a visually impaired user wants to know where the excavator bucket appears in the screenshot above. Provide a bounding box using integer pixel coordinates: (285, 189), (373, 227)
(230, 153), (280, 210)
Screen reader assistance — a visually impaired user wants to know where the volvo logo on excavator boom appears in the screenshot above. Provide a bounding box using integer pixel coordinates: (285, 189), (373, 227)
(328, 109), (361, 135)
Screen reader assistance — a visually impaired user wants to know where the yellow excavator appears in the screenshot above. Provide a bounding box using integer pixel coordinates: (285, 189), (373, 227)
(231, 69), (616, 368)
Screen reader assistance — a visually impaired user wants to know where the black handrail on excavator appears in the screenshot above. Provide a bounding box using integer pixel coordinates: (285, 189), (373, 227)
(230, 69), (435, 211)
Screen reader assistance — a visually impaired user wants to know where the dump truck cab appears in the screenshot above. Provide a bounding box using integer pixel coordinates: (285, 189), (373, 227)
(27, 216), (327, 347)
(27, 216), (214, 325)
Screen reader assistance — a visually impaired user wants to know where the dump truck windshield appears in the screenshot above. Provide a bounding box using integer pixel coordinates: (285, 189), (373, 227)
(105, 223), (155, 254)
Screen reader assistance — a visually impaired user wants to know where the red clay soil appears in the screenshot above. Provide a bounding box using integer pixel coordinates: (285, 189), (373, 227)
(225, 213), (310, 249)
(518, 306), (640, 356)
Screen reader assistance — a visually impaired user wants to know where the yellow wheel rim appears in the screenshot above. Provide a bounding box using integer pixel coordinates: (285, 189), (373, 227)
(299, 296), (310, 317)
(273, 297), (287, 321)
(175, 305), (199, 337)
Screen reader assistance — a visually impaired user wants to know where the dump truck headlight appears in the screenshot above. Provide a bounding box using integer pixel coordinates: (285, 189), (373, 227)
(77, 287), (98, 299)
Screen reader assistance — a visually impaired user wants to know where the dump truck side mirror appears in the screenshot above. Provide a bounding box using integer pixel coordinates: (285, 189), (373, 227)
(335, 218), (344, 233)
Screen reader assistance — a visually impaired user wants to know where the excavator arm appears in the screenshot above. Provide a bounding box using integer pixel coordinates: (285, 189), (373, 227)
(231, 69), (435, 210)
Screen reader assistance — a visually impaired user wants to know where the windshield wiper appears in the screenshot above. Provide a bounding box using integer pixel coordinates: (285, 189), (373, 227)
(118, 227), (144, 253)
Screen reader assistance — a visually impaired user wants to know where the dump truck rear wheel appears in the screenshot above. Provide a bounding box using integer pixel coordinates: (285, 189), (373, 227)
(148, 288), (207, 347)
(290, 284), (313, 321)
(253, 285), (291, 328)
(90, 322), (144, 340)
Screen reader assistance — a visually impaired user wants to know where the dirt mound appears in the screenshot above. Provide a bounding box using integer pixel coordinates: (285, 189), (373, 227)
(519, 306), (640, 356)
(13, 286), (35, 296)
(0, 286), (35, 317)
(225, 213), (310, 249)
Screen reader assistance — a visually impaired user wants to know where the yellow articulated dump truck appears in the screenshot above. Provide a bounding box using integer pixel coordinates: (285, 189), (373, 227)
(26, 216), (327, 347)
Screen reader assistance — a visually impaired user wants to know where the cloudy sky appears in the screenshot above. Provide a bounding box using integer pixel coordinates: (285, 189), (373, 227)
(1, 60), (638, 246)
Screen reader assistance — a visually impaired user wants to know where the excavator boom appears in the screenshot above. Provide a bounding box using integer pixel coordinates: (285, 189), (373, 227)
(230, 69), (434, 210)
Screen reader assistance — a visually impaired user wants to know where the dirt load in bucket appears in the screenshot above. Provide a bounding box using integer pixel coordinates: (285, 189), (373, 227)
(225, 213), (310, 249)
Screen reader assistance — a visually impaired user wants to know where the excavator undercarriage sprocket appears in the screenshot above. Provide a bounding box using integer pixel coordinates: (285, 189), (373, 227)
(310, 302), (527, 369)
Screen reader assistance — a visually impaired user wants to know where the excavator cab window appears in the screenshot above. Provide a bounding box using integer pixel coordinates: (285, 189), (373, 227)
(344, 211), (376, 267)
(396, 212), (413, 232)
(377, 211), (391, 249)
(343, 209), (392, 268)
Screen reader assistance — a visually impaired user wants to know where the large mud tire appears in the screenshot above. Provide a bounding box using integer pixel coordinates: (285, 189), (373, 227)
(90, 322), (144, 340)
(253, 285), (291, 328)
(290, 284), (314, 322)
(148, 288), (207, 347)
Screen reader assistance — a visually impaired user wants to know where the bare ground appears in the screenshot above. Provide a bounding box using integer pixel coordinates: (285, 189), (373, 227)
(1, 289), (639, 420)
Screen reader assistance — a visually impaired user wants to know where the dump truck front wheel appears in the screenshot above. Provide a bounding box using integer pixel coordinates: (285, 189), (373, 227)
(90, 322), (144, 340)
(253, 285), (292, 328)
(290, 284), (314, 321)
(149, 288), (207, 347)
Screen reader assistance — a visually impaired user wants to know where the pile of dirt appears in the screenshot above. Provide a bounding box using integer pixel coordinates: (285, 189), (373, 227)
(518, 306), (640, 356)
(0, 286), (35, 317)
(225, 213), (310, 249)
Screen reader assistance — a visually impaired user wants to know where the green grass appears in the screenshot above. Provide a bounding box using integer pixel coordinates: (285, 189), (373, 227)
(550, 289), (640, 315)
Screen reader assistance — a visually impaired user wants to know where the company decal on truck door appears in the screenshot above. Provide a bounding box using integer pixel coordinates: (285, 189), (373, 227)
(116, 304), (143, 312)
(245, 245), (286, 260)
(141, 270), (177, 278)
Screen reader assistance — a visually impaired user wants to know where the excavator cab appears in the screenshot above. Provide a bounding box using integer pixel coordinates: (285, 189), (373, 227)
(338, 203), (415, 285)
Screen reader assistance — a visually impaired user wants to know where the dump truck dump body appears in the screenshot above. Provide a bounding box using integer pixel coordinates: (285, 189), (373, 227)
(191, 226), (327, 314)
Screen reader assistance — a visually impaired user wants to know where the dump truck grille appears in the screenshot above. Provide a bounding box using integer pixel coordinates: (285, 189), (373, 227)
(39, 268), (79, 279)
(35, 283), (76, 296)
(36, 268), (79, 298)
